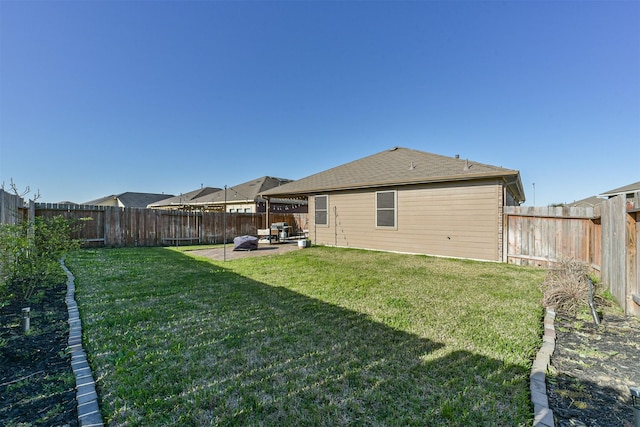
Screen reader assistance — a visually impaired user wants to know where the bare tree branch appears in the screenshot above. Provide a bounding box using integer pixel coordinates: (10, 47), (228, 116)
(8, 178), (33, 198)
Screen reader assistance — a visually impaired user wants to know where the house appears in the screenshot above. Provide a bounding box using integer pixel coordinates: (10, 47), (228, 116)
(599, 181), (640, 210)
(567, 181), (640, 209)
(261, 147), (525, 262)
(147, 186), (222, 210)
(174, 176), (307, 213)
(568, 196), (604, 208)
(83, 192), (174, 208)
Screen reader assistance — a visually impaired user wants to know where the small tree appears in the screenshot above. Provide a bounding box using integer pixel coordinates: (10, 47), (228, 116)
(0, 215), (79, 306)
(0, 222), (27, 305)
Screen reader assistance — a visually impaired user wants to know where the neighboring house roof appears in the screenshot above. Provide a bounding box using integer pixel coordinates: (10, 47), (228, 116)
(563, 181), (639, 208)
(599, 181), (640, 198)
(189, 176), (294, 206)
(84, 192), (174, 208)
(568, 196), (604, 208)
(83, 195), (117, 205)
(148, 187), (222, 208)
(261, 147), (525, 203)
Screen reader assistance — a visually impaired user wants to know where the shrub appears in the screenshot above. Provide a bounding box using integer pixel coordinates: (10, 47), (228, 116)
(0, 215), (79, 306)
(539, 258), (604, 314)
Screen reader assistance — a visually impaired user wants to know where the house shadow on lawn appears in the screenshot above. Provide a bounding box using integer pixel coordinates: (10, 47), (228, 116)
(75, 248), (535, 426)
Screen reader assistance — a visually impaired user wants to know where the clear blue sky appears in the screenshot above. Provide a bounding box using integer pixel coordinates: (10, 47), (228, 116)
(1, 0), (638, 206)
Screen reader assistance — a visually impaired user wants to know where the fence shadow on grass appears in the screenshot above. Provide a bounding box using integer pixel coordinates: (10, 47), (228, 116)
(72, 248), (534, 426)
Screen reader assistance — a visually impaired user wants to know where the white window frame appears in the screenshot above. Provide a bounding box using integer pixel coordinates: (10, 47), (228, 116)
(376, 190), (397, 229)
(314, 195), (329, 227)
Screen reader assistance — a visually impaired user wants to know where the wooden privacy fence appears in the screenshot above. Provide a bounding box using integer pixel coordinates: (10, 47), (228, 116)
(0, 190), (27, 225)
(3, 189), (637, 315)
(33, 203), (309, 248)
(600, 195), (639, 316)
(504, 194), (639, 316)
(503, 205), (601, 270)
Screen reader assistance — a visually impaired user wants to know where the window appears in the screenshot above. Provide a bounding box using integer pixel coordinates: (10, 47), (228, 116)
(244, 208), (251, 213)
(376, 190), (396, 228)
(315, 195), (328, 226)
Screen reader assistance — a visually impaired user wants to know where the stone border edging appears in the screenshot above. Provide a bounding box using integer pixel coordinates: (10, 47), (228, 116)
(531, 308), (556, 427)
(61, 259), (104, 427)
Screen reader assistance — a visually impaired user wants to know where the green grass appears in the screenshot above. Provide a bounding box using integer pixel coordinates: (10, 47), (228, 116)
(67, 246), (546, 426)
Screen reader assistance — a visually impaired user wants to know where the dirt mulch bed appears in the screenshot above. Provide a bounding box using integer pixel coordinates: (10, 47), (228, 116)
(547, 307), (640, 427)
(0, 280), (78, 426)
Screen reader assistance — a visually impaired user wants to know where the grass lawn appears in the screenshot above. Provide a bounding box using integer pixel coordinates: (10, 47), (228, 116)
(67, 246), (546, 426)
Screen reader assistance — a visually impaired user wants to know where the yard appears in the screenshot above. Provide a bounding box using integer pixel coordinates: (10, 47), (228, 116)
(67, 245), (546, 426)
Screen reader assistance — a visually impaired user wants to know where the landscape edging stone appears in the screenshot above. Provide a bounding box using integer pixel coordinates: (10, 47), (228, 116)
(531, 307), (556, 427)
(61, 259), (105, 427)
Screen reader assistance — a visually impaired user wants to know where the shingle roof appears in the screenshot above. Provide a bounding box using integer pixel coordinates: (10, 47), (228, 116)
(148, 187), (222, 207)
(83, 195), (118, 205)
(84, 192), (174, 208)
(190, 176), (293, 205)
(261, 147), (525, 202)
(119, 192), (173, 207)
(599, 181), (640, 198)
(568, 196), (604, 208)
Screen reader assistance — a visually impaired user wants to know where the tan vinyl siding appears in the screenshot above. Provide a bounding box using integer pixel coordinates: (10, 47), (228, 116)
(310, 180), (503, 261)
